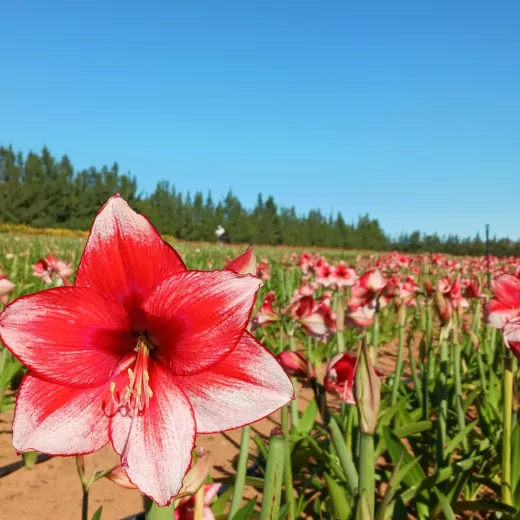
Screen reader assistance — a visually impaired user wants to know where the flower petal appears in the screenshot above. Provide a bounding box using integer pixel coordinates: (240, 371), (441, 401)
(224, 247), (257, 276)
(13, 373), (109, 454)
(177, 332), (293, 433)
(109, 363), (196, 506)
(0, 287), (133, 387)
(75, 195), (186, 327)
(143, 270), (262, 375)
(492, 275), (520, 309)
(484, 299), (517, 329)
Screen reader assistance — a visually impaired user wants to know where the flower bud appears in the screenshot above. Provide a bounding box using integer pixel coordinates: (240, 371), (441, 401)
(434, 290), (452, 326)
(277, 351), (310, 381)
(106, 466), (137, 489)
(354, 343), (381, 435)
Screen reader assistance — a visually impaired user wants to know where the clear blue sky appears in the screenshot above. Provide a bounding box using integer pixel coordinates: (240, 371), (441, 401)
(1, 1), (519, 240)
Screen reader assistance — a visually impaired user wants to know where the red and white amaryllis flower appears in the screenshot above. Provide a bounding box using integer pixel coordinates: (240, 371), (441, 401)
(0, 274), (15, 305)
(0, 195), (293, 506)
(324, 352), (385, 404)
(485, 274), (520, 358)
(288, 294), (336, 339)
(332, 261), (358, 288)
(32, 254), (74, 286)
(252, 290), (280, 330)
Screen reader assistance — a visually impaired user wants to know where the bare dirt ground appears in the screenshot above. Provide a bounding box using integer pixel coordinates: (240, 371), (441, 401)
(0, 339), (411, 520)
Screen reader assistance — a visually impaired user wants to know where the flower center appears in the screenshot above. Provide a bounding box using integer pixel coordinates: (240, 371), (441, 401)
(110, 336), (154, 415)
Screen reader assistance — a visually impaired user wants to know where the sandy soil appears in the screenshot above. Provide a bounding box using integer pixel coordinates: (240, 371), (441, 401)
(0, 339), (410, 520)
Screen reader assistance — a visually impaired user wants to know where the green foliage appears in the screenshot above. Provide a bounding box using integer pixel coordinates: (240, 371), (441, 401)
(4, 144), (515, 253)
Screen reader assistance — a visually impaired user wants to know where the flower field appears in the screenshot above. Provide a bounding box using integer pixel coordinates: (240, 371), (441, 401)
(1, 198), (520, 520)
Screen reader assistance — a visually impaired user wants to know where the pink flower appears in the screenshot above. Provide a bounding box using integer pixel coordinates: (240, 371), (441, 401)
(332, 261), (358, 288)
(398, 277), (420, 307)
(0, 195), (293, 506)
(315, 263), (334, 287)
(346, 304), (376, 328)
(289, 295), (336, 339)
(32, 255), (74, 285)
(0, 275), (15, 305)
(485, 274), (520, 358)
(348, 269), (387, 310)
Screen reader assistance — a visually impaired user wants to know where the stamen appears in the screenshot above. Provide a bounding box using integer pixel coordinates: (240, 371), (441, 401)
(109, 337), (154, 416)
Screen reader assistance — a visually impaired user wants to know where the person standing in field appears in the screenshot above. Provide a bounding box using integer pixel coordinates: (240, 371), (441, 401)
(215, 225), (230, 245)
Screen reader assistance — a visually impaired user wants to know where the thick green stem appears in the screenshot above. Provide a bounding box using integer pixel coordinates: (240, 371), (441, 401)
(281, 407), (295, 520)
(228, 425), (251, 518)
(369, 311), (379, 365)
(502, 352), (513, 505)
(453, 342), (467, 451)
(436, 336), (448, 469)
(358, 432), (375, 517)
(260, 430), (285, 520)
(390, 317), (406, 406)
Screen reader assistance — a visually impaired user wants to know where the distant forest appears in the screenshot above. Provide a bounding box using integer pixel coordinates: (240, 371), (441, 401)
(0, 145), (518, 257)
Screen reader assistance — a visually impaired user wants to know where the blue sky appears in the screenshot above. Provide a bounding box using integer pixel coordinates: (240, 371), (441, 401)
(1, 1), (519, 240)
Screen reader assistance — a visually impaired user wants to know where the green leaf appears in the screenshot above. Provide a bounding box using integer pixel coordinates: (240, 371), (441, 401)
(382, 427), (427, 487)
(231, 496), (258, 520)
(452, 500), (517, 515)
(433, 488), (455, 520)
(324, 472), (351, 520)
(211, 486), (233, 516)
(444, 420), (478, 457)
(91, 506), (103, 520)
(297, 398), (318, 434)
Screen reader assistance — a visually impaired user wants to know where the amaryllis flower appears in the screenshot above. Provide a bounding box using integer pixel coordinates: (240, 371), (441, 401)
(332, 261), (358, 288)
(315, 263), (334, 287)
(398, 277), (420, 307)
(348, 269), (387, 310)
(346, 304), (376, 328)
(256, 261), (271, 281)
(174, 483), (221, 520)
(485, 274), (520, 358)
(324, 352), (384, 404)
(32, 254), (74, 286)
(288, 295), (336, 339)
(463, 278), (482, 299)
(0, 274), (15, 305)
(252, 290), (280, 330)
(0, 195), (293, 506)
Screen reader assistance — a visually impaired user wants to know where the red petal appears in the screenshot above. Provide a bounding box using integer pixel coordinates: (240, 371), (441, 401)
(492, 275), (520, 309)
(13, 373), (109, 455)
(224, 247), (257, 276)
(75, 195), (186, 327)
(143, 270), (262, 375)
(109, 363), (196, 506)
(485, 299), (517, 329)
(177, 332), (293, 433)
(0, 287), (133, 387)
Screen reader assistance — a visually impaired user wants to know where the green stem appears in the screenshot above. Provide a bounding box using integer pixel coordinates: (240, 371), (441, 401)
(260, 430), (285, 520)
(358, 432), (375, 517)
(228, 425), (251, 518)
(369, 311), (380, 365)
(436, 335), (448, 469)
(390, 317), (406, 407)
(453, 341), (467, 451)
(281, 407), (296, 520)
(502, 351), (513, 505)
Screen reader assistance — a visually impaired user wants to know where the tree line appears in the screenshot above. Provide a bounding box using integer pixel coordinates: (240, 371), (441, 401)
(0, 145), (518, 257)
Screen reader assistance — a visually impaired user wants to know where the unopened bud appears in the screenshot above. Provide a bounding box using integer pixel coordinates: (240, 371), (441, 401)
(434, 290), (452, 326)
(277, 351), (310, 381)
(106, 466), (137, 489)
(354, 342), (381, 435)
(397, 304), (406, 328)
(335, 297), (345, 333)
